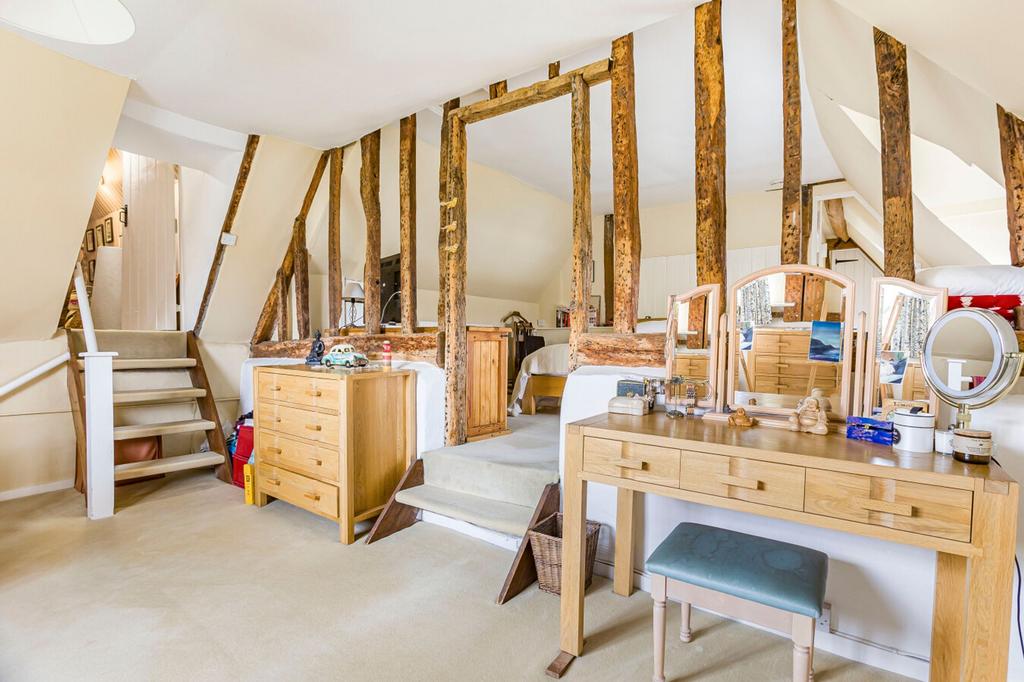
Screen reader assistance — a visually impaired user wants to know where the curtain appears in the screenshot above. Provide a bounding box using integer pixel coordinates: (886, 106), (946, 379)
(889, 295), (930, 359)
(738, 279), (772, 329)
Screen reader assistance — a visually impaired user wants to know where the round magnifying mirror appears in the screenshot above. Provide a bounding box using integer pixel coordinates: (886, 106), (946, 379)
(921, 308), (1023, 430)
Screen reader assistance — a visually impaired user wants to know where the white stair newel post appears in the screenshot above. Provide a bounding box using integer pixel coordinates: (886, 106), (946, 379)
(83, 351), (118, 519)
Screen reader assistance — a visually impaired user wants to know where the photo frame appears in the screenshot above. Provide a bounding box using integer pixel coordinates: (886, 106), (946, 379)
(808, 320), (842, 363)
(103, 217), (114, 244)
(88, 259), (96, 281)
(85, 228), (96, 252)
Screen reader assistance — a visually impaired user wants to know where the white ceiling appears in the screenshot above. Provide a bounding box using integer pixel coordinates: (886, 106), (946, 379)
(1, 0), (695, 148)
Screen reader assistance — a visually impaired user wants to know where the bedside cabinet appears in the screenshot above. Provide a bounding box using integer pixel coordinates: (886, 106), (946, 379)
(253, 365), (416, 543)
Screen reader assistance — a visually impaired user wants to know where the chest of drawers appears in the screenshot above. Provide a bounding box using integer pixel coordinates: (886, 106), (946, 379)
(750, 328), (840, 396)
(253, 365), (416, 543)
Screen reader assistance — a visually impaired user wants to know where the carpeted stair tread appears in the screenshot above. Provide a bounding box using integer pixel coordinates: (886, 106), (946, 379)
(113, 419), (215, 440)
(113, 387), (207, 405)
(114, 452), (225, 481)
(395, 484), (535, 537)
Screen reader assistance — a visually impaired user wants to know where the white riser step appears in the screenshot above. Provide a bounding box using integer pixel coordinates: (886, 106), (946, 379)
(115, 451), (225, 482)
(113, 387), (207, 405)
(77, 358), (197, 371)
(395, 484), (535, 537)
(113, 419), (215, 441)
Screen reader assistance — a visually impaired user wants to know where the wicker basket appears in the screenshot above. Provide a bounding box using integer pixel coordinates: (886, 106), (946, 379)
(527, 513), (601, 596)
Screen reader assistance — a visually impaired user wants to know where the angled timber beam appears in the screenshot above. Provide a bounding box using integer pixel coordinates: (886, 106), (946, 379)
(695, 3), (727, 314)
(452, 59), (611, 125)
(611, 35), (641, 333)
(444, 115), (468, 445)
(193, 134), (259, 336)
(997, 104), (1024, 266)
(328, 147), (344, 327)
(361, 130), (383, 334)
(603, 214), (614, 326)
(437, 97), (459, 364)
(292, 217), (310, 338)
(823, 198), (849, 242)
(400, 114), (417, 334)
(568, 74), (592, 371)
(874, 28), (915, 280)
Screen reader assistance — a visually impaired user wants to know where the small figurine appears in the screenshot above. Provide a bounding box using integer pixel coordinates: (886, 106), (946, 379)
(322, 343), (369, 368)
(728, 407), (757, 428)
(306, 329), (326, 365)
(810, 388), (832, 415)
(789, 394), (829, 435)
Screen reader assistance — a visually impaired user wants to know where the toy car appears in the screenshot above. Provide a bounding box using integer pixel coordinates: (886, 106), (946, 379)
(322, 343), (369, 368)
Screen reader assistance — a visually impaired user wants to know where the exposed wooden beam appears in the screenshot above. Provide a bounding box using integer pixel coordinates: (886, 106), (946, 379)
(568, 75), (592, 371)
(611, 35), (641, 333)
(997, 104), (1024, 266)
(193, 134), (259, 335)
(694, 2), (727, 313)
(275, 269), (290, 341)
(444, 115), (468, 445)
(780, 0), (801, 266)
(602, 214), (614, 326)
(328, 147), (344, 328)
(292, 218), (310, 338)
(801, 185), (814, 257)
(453, 59), (611, 125)
(874, 27), (915, 280)
(437, 97), (459, 364)
(361, 130), (382, 334)
(250, 150), (330, 345)
(489, 80), (508, 99)
(823, 197), (849, 242)
(400, 114), (417, 334)
(548, 62), (561, 79)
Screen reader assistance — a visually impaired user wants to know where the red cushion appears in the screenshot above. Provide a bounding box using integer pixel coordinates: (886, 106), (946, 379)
(947, 295), (1021, 321)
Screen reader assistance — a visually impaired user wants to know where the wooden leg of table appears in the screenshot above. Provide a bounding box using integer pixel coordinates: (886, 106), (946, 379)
(930, 552), (967, 682)
(653, 575), (667, 682)
(614, 487), (635, 597)
(961, 480), (1019, 681)
(551, 425), (588, 677)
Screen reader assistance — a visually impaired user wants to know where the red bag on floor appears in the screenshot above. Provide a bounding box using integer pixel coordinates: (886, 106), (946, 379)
(232, 425), (254, 488)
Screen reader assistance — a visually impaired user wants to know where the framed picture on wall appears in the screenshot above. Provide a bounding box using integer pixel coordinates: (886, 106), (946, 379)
(88, 259), (96, 281)
(85, 228), (96, 252)
(103, 217), (114, 244)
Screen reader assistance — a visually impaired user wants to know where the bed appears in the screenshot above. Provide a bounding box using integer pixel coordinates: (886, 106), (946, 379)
(509, 344), (570, 415)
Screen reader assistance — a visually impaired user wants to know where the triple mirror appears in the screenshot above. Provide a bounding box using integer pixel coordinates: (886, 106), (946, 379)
(862, 277), (947, 419)
(664, 284), (721, 412)
(726, 265), (855, 421)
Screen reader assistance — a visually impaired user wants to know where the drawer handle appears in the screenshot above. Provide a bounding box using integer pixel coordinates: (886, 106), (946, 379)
(305, 389), (323, 397)
(266, 446), (282, 454)
(274, 417), (282, 423)
(858, 498), (913, 517)
(717, 474), (761, 491)
(303, 491), (321, 502)
(269, 386), (282, 392)
(610, 458), (646, 471)
(305, 423), (323, 432)
(265, 478), (281, 486)
(308, 457), (323, 466)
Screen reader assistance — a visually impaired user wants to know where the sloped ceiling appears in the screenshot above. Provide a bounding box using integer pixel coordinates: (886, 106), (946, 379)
(0, 30), (128, 342)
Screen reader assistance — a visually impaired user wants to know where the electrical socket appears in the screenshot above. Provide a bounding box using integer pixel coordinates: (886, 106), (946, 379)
(816, 602), (832, 633)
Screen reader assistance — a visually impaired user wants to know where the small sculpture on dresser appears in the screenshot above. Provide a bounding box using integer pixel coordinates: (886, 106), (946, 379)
(789, 394), (829, 435)
(306, 329), (326, 365)
(728, 407), (757, 428)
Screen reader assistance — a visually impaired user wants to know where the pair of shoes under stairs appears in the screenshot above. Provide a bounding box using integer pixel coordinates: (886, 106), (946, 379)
(67, 329), (228, 490)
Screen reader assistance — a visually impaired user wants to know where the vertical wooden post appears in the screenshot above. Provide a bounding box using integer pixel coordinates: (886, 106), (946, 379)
(694, 1), (727, 313)
(328, 147), (344, 328)
(602, 213), (614, 326)
(568, 75), (592, 371)
(489, 81), (508, 99)
(997, 104), (1024, 266)
(437, 98), (459, 364)
(444, 114), (469, 445)
(400, 114), (417, 334)
(361, 130), (382, 333)
(874, 28), (915, 281)
(275, 270), (290, 341)
(780, 0), (802, 265)
(548, 62), (561, 79)
(292, 217), (310, 338)
(611, 34), (641, 333)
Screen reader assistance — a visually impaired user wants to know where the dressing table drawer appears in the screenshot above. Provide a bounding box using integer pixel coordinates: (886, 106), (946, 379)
(257, 402), (340, 447)
(679, 451), (805, 511)
(257, 371), (340, 411)
(584, 437), (681, 488)
(804, 470), (973, 542)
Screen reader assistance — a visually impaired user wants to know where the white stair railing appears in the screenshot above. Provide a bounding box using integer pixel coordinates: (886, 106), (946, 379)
(0, 352), (70, 400)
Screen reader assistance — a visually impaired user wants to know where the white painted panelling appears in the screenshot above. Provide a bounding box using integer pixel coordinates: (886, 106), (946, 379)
(121, 153), (177, 330)
(832, 247), (881, 325)
(638, 257), (668, 319)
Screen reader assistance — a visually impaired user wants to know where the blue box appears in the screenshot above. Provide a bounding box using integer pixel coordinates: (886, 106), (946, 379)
(846, 416), (894, 445)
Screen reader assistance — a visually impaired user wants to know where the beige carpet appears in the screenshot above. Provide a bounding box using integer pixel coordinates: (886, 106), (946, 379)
(0, 473), (913, 682)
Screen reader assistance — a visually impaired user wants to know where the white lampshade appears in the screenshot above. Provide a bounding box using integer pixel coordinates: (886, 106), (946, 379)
(0, 0), (135, 45)
(342, 281), (364, 299)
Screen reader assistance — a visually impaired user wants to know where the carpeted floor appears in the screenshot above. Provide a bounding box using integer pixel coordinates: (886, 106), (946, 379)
(0, 473), (912, 682)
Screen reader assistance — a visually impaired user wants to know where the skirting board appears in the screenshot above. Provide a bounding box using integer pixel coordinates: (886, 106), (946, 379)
(0, 478), (73, 502)
(592, 557), (929, 681)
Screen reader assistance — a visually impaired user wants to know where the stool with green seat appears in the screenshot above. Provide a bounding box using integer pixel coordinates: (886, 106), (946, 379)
(645, 523), (828, 682)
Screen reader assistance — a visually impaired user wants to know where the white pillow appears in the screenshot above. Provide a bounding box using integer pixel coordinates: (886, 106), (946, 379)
(916, 265), (1024, 297)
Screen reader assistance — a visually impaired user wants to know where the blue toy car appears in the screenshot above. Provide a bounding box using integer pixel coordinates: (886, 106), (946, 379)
(322, 343), (369, 368)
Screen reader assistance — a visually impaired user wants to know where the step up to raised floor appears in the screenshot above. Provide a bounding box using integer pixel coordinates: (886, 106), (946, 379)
(77, 357), (197, 371)
(421, 442), (559, 509)
(394, 484), (536, 537)
(113, 419), (215, 441)
(114, 451), (225, 482)
(113, 387), (207, 405)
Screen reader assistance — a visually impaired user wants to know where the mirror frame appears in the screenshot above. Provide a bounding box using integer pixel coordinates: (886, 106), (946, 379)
(726, 264), (856, 421)
(862, 277), (947, 418)
(664, 283), (721, 409)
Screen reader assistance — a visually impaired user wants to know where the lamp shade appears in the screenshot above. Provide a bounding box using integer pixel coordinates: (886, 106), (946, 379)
(342, 281), (364, 300)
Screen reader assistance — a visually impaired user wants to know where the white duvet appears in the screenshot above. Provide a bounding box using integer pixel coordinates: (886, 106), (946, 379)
(508, 343), (570, 415)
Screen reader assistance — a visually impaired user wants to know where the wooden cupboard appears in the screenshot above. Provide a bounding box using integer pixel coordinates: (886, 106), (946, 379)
(466, 327), (510, 441)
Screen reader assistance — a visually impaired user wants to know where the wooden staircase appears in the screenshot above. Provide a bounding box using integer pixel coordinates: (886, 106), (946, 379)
(66, 329), (229, 493)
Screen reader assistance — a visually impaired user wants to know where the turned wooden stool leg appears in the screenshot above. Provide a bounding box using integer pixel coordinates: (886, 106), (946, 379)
(792, 614), (815, 682)
(652, 575), (667, 682)
(679, 601), (692, 642)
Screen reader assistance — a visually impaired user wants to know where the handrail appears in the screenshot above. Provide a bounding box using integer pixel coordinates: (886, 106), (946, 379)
(0, 352), (71, 399)
(74, 262), (98, 353)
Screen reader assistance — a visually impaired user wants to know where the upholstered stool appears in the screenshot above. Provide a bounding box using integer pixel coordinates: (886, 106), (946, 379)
(645, 523), (828, 682)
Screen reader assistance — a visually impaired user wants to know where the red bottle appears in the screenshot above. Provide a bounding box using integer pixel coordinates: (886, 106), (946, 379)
(382, 340), (392, 367)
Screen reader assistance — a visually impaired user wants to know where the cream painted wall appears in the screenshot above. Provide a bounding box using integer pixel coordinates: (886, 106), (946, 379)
(179, 166), (236, 331)
(0, 30), (129, 342)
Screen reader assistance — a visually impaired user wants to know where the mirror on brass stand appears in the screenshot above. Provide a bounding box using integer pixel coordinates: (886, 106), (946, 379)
(664, 284), (720, 417)
(862, 277), (947, 420)
(723, 265), (856, 426)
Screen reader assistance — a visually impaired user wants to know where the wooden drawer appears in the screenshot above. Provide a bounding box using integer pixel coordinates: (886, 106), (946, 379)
(257, 429), (339, 483)
(584, 437), (680, 488)
(257, 462), (339, 519)
(755, 356), (837, 379)
(679, 451), (805, 511)
(257, 402), (340, 446)
(673, 356), (709, 378)
(753, 332), (810, 355)
(258, 371), (339, 412)
(804, 470), (972, 542)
